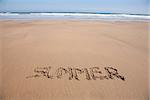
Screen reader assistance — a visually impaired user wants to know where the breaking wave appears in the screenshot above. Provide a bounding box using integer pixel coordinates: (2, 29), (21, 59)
(0, 12), (150, 21)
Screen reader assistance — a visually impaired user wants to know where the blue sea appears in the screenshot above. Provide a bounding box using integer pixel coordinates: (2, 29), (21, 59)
(0, 12), (150, 21)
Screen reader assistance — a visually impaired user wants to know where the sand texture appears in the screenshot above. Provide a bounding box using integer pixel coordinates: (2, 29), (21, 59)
(0, 20), (149, 100)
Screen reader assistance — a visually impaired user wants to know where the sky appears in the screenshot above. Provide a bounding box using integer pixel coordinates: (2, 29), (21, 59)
(0, 0), (149, 14)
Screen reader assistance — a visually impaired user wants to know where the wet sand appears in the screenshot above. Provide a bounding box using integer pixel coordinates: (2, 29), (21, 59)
(0, 20), (149, 100)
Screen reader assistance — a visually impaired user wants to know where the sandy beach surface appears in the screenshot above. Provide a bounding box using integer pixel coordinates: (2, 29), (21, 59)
(0, 20), (149, 100)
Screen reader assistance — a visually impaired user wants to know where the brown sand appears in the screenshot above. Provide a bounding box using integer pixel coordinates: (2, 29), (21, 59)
(0, 20), (149, 100)
(0, 21), (2, 100)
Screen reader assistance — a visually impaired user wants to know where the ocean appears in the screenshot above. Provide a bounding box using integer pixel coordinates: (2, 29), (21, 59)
(0, 12), (150, 21)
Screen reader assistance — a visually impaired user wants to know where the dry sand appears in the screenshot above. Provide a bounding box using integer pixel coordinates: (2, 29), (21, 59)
(0, 20), (149, 100)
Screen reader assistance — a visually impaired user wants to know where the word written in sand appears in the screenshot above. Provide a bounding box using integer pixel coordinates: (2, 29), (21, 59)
(26, 66), (125, 81)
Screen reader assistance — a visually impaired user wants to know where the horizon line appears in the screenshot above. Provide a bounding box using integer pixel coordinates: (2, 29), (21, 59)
(0, 11), (150, 16)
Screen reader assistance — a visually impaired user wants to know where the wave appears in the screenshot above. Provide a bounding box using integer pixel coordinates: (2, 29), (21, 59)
(0, 12), (150, 21)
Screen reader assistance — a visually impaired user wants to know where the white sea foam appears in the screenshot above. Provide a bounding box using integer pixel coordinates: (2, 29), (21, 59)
(0, 12), (150, 21)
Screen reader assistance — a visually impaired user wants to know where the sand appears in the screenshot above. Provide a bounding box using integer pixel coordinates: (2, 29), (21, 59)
(0, 20), (149, 100)
(0, 21), (2, 100)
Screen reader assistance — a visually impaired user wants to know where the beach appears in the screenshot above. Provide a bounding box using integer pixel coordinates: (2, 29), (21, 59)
(0, 20), (149, 100)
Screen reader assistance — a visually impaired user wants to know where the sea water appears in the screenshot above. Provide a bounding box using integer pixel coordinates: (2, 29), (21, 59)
(0, 12), (150, 21)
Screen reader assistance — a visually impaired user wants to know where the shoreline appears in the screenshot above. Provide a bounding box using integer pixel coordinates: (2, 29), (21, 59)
(0, 19), (150, 22)
(0, 19), (150, 24)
